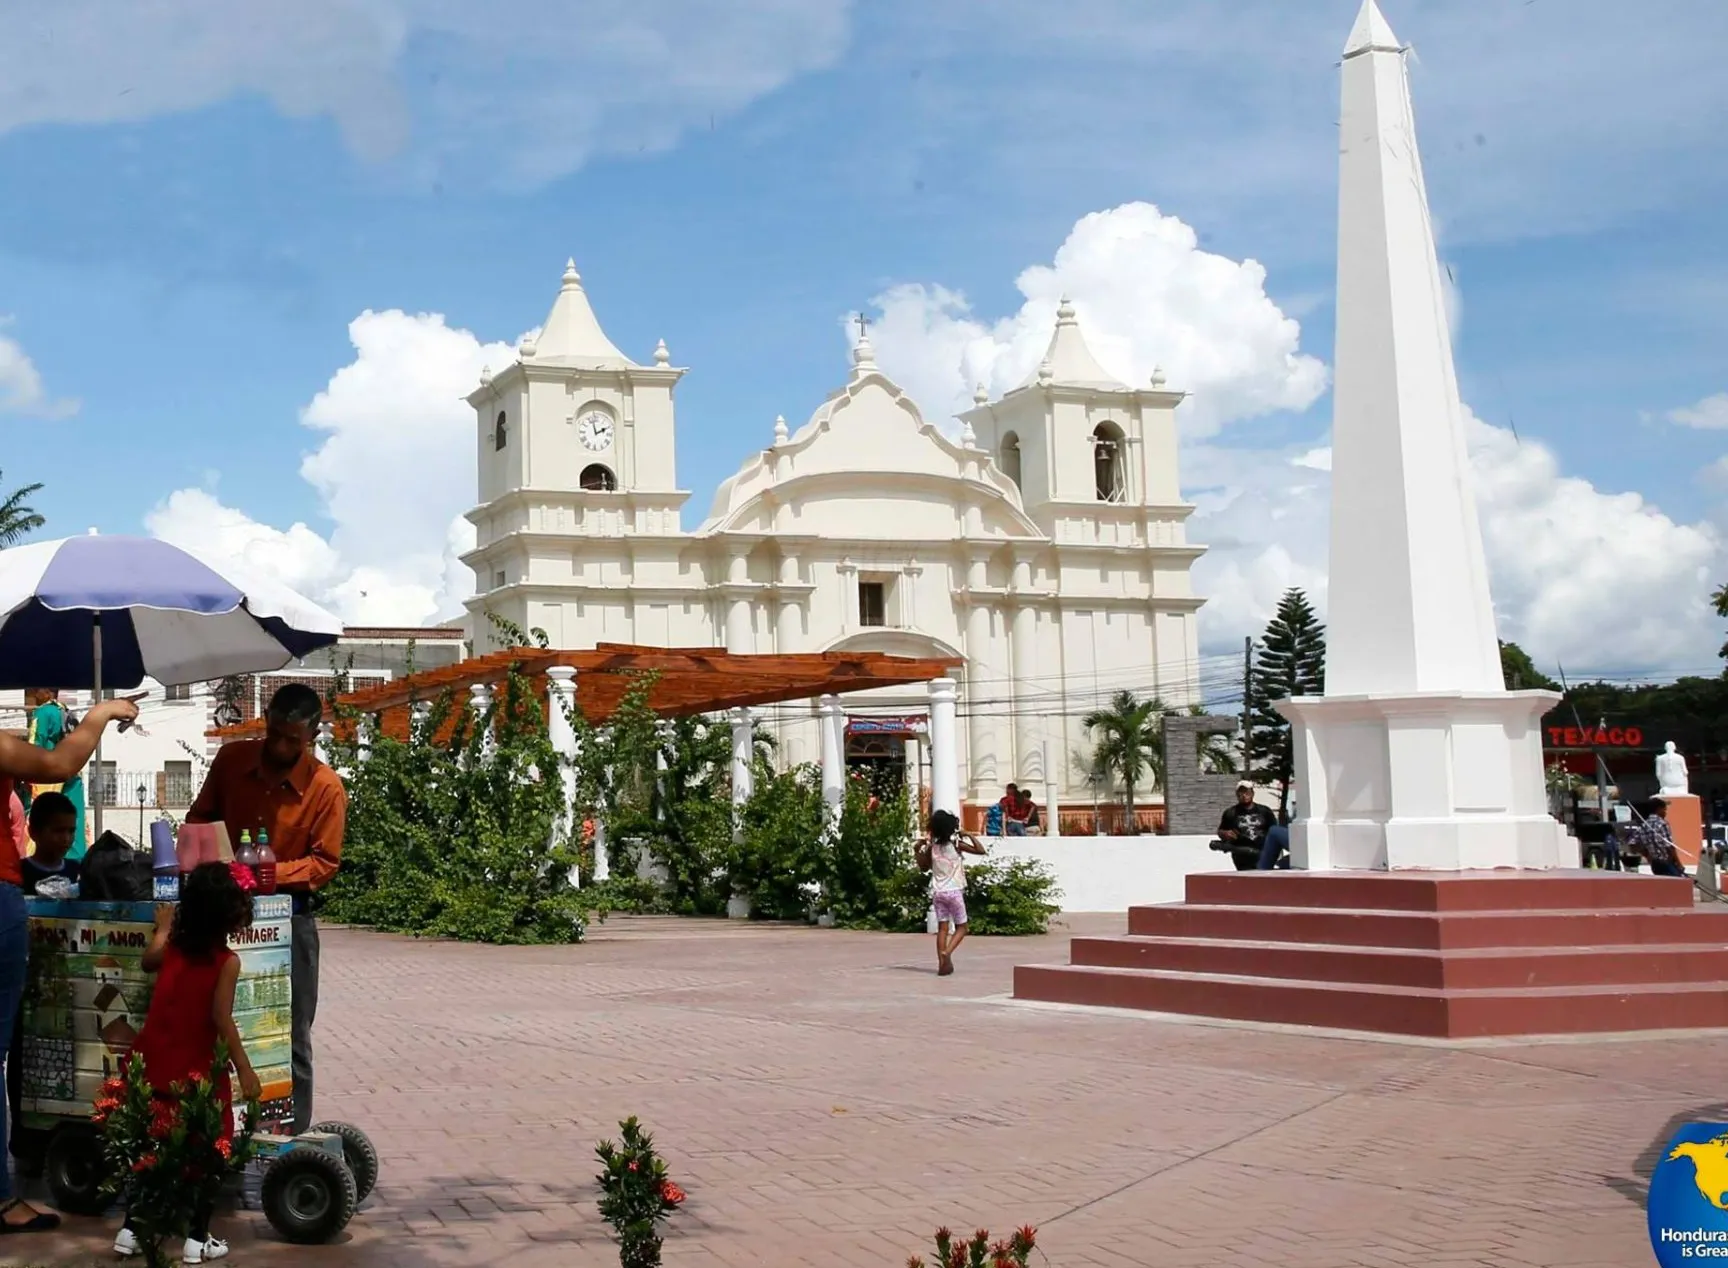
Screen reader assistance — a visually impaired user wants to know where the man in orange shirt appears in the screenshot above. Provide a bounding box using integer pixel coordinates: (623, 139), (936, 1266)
(187, 684), (346, 1135)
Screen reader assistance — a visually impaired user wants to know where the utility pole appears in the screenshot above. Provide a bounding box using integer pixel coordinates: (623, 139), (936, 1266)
(1240, 636), (1254, 783)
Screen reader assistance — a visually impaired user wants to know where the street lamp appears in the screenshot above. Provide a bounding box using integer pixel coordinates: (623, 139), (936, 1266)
(136, 781), (148, 849)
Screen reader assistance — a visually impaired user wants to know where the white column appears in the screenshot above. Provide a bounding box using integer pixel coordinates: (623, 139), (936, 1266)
(964, 556), (997, 798)
(726, 552), (753, 653)
(356, 716), (373, 765)
(470, 683), (494, 759)
(928, 677), (960, 817)
(818, 695), (845, 820)
(546, 667), (580, 888)
(593, 816), (610, 882)
(1042, 737), (1060, 839)
(1010, 558), (1038, 783)
(730, 706), (755, 818)
(315, 719), (334, 768)
(776, 554), (802, 653)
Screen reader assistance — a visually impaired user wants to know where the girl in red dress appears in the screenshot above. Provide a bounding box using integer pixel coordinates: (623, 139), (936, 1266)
(114, 863), (262, 1264)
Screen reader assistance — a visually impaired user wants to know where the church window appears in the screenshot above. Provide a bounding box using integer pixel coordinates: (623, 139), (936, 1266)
(858, 580), (887, 628)
(1000, 431), (1022, 489)
(493, 570), (507, 590)
(494, 411), (508, 451)
(579, 463), (618, 492)
(1093, 423), (1126, 502)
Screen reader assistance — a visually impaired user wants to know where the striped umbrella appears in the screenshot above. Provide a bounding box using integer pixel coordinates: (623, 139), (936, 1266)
(0, 532), (344, 832)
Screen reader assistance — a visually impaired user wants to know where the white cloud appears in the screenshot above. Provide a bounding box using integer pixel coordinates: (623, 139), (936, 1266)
(0, 321), (76, 419)
(0, 1), (850, 189)
(147, 310), (511, 626)
(1190, 415), (1725, 677)
(1667, 392), (1728, 431)
(873, 202), (1726, 677)
(867, 202), (1329, 437)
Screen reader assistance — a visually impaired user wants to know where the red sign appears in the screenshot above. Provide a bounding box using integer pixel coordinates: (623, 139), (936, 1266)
(1546, 726), (1644, 749)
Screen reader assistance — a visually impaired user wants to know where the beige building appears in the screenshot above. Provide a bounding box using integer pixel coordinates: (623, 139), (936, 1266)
(462, 262), (1206, 804)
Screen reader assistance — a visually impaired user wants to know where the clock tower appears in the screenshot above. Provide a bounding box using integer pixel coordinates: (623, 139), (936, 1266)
(462, 259), (689, 644)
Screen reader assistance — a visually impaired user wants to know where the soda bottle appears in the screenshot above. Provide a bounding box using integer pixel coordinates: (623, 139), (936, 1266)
(235, 829), (259, 888)
(255, 829), (278, 896)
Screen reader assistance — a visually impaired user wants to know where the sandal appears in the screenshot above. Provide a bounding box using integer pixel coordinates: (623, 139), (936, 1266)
(0, 1198), (61, 1233)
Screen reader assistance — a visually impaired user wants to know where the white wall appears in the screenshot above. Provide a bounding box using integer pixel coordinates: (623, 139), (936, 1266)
(985, 833), (1234, 912)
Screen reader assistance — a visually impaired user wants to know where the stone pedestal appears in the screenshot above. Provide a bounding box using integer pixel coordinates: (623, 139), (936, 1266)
(1278, 691), (1572, 871)
(1666, 793), (1704, 867)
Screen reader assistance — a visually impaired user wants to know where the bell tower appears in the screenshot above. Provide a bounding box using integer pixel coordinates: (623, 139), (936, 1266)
(959, 298), (1186, 522)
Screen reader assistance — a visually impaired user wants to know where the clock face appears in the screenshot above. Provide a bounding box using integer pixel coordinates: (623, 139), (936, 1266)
(577, 410), (614, 451)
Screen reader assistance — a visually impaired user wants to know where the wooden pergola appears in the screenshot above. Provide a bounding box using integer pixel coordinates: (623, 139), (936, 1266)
(211, 642), (962, 743)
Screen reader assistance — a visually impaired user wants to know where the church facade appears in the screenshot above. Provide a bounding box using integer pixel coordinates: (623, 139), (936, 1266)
(461, 261), (1206, 807)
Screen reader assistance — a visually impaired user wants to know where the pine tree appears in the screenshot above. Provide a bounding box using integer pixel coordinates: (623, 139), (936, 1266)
(1248, 588), (1326, 819)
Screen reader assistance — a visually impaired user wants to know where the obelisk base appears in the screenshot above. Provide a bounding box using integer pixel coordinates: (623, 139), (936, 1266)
(1664, 793), (1704, 867)
(1278, 689), (1572, 871)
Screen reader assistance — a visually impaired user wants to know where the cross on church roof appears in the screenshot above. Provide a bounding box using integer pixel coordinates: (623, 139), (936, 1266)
(854, 312), (870, 339)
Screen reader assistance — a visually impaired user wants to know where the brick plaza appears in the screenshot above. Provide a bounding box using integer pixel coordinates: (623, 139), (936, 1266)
(17, 913), (1707, 1266)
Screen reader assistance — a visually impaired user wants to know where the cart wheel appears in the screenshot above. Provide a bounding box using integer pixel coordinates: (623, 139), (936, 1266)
(261, 1148), (357, 1244)
(44, 1123), (111, 1215)
(309, 1120), (379, 1204)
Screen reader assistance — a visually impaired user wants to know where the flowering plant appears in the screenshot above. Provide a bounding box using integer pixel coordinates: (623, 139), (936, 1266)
(95, 1048), (258, 1268)
(595, 1116), (685, 1268)
(908, 1225), (1038, 1268)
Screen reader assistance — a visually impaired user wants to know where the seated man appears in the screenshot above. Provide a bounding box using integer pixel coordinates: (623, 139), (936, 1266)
(1213, 781), (1277, 872)
(1017, 789), (1042, 837)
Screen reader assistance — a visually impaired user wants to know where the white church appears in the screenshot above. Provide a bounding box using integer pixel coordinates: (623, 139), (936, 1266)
(461, 261), (1206, 814)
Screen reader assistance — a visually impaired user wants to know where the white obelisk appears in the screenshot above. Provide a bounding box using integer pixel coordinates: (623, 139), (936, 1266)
(1277, 0), (1569, 871)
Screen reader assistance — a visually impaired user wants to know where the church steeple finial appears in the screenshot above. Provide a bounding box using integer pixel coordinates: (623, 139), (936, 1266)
(850, 311), (877, 377)
(531, 256), (635, 367)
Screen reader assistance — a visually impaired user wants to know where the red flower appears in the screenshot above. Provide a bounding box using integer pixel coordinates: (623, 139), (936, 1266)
(626, 1160), (639, 1173)
(660, 1180), (686, 1206)
(1012, 1226), (1037, 1252)
(132, 1153), (159, 1174)
(215, 1137), (233, 1160)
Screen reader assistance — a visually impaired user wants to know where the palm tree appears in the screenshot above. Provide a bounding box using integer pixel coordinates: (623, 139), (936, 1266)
(1081, 690), (1165, 832)
(0, 472), (45, 547)
(1714, 582), (1727, 662)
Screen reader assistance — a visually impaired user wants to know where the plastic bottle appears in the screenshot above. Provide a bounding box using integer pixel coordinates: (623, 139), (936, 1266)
(235, 829), (259, 888)
(255, 828), (278, 896)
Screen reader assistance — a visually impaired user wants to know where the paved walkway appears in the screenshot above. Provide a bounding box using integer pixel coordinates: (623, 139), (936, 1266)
(13, 913), (1709, 1267)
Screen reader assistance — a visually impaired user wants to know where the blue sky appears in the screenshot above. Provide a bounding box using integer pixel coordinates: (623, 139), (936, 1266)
(0, 0), (1723, 676)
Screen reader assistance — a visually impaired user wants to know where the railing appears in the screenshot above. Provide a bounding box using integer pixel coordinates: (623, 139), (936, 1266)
(93, 769), (197, 809)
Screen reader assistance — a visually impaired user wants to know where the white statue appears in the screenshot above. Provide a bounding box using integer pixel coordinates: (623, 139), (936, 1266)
(1656, 741), (1690, 797)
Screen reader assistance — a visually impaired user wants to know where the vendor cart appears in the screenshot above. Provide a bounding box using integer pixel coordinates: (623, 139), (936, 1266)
(13, 893), (377, 1243)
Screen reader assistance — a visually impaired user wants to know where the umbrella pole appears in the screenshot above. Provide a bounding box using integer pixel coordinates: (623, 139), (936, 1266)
(92, 616), (103, 840)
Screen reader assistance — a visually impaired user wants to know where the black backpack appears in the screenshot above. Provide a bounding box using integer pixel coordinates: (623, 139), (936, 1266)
(79, 832), (154, 902)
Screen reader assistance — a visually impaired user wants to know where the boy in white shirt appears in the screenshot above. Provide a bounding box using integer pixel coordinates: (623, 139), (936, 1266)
(916, 809), (987, 976)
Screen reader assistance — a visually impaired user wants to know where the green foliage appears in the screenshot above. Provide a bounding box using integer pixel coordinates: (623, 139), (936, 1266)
(1554, 676), (1728, 763)
(0, 470), (45, 548)
(595, 1117), (685, 1268)
(1081, 690), (1166, 827)
(602, 708), (734, 915)
(908, 1224), (1039, 1268)
(1714, 582), (1727, 662)
(827, 778), (924, 930)
(96, 1053), (257, 1268)
(1248, 588), (1326, 817)
(1500, 640), (1561, 691)
(579, 875), (672, 920)
(731, 760), (829, 921)
(323, 648), (586, 945)
(959, 859), (1061, 935)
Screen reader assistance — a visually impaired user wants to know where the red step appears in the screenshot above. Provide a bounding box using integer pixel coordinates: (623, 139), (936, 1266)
(1016, 870), (1728, 1038)
(1183, 869), (1694, 913)
(1124, 903), (1728, 949)
(1069, 935), (1728, 990)
(1014, 963), (1728, 1039)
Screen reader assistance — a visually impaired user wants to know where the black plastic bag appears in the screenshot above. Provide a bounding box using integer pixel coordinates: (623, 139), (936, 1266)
(79, 832), (153, 901)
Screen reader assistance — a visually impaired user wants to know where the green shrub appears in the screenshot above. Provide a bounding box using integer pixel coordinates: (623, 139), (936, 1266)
(579, 874), (671, 920)
(730, 761), (828, 920)
(324, 655), (586, 945)
(828, 778), (924, 931)
(959, 858), (1062, 935)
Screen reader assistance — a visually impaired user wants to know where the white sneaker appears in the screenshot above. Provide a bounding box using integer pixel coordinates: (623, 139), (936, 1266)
(183, 1237), (229, 1264)
(114, 1227), (141, 1258)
